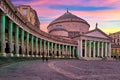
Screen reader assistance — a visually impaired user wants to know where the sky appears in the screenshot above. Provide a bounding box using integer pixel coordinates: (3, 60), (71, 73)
(11, 0), (120, 34)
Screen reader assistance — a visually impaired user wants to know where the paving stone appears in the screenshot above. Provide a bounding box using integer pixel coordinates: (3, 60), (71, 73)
(0, 60), (120, 80)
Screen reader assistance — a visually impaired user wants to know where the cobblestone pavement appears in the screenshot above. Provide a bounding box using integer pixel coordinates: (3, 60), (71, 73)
(0, 60), (120, 80)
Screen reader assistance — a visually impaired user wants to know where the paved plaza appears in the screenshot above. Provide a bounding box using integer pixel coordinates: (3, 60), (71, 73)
(0, 60), (120, 80)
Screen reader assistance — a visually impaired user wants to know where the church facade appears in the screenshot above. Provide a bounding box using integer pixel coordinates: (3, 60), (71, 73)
(0, 0), (111, 59)
(47, 10), (111, 58)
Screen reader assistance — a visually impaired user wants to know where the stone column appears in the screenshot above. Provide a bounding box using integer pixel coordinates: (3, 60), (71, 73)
(31, 35), (34, 57)
(69, 46), (71, 58)
(21, 30), (25, 57)
(0, 14), (6, 56)
(97, 41), (100, 57)
(66, 45), (68, 58)
(62, 45), (64, 58)
(77, 40), (80, 59)
(44, 40), (46, 56)
(9, 21), (13, 57)
(15, 26), (19, 57)
(93, 41), (96, 57)
(54, 43), (57, 57)
(101, 42), (104, 57)
(51, 42), (53, 56)
(105, 42), (108, 57)
(27, 33), (30, 57)
(59, 44), (61, 58)
(108, 43), (111, 58)
(73, 46), (75, 58)
(35, 37), (38, 57)
(40, 39), (42, 57)
(89, 40), (91, 57)
(80, 40), (83, 58)
(84, 40), (87, 57)
(48, 41), (50, 57)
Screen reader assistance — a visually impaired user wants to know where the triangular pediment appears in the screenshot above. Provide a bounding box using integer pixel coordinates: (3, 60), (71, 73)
(85, 29), (109, 39)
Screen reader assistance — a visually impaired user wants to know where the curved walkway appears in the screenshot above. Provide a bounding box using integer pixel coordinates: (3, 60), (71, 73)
(0, 60), (120, 80)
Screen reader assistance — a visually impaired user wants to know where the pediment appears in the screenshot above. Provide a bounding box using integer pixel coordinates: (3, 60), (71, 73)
(85, 29), (109, 39)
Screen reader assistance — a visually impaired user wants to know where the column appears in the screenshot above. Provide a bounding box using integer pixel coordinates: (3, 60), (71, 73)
(97, 41), (100, 57)
(40, 39), (42, 57)
(59, 44), (61, 58)
(116, 48), (119, 59)
(77, 40), (80, 59)
(62, 45), (64, 58)
(84, 40), (87, 57)
(51, 42), (53, 56)
(105, 42), (108, 57)
(0, 14), (6, 56)
(44, 40), (46, 56)
(73, 46), (75, 58)
(54, 43), (57, 57)
(15, 26), (19, 57)
(21, 30), (25, 57)
(80, 40), (83, 57)
(31, 35), (34, 57)
(101, 42), (104, 57)
(89, 41), (91, 57)
(69, 46), (71, 58)
(108, 43), (111, 58)
(35, 37), (38, 57)
(9, 21), (13, 56)
(66, 45), (68, 58)
(27, 33), (30, 57)
(48, 41), (50, 57)
(93, 41), (96, 57)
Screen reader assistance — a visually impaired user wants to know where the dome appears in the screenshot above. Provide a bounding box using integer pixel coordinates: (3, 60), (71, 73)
(47, 11), (90, 38)
(47, 11), (89, 28)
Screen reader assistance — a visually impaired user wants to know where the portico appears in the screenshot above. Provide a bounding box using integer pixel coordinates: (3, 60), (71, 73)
(76, 28), (111, 58)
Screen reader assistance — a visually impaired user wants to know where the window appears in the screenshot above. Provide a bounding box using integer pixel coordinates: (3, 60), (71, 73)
(55, 25), (64, 29)
(23, 8), (27, 16)
(52, 25), (64, 30)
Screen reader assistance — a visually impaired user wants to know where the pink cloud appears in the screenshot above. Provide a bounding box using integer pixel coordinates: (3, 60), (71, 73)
(13, 0), (120, 8)
(11, 0), (120, 34)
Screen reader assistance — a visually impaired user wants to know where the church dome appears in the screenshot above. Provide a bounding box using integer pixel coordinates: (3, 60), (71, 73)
(47, 11), (89, 27)
(47, 11), (90, 38)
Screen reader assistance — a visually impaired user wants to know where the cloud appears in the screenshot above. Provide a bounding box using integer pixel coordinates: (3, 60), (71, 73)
(49, 5), (113, 11)
(11, 0), (120, 34)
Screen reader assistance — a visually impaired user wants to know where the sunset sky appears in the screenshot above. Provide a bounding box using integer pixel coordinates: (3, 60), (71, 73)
(11, 0), (120, 34)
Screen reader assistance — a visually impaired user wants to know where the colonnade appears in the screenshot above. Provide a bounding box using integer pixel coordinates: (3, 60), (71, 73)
(111, 48), (120, 58)
(78, 40), (111, 58)
(0, 13), (77, 58)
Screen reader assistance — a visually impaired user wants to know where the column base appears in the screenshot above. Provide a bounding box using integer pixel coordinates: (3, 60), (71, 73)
(3, 53), (7, 57)
(16, 54), (20, 57)
(10, 53), (14, 57)
(32, 55), (35, 57)
(22, 54), (25, 57)
(27, 54), (30, 57)
(55, 56), (58, 58)
(59, 56), (61, 58)
(36, 55), (39, 57)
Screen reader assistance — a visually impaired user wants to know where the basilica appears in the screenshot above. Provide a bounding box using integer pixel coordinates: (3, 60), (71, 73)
(47, 10), (111, 58)
(0, 0), (111, 59)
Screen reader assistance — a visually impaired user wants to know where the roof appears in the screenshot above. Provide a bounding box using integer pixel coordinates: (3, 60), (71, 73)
(72, 27), (110, 39)
(47, 11), (89, 28)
